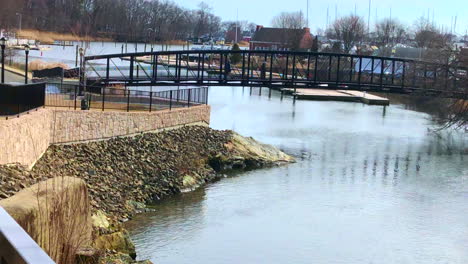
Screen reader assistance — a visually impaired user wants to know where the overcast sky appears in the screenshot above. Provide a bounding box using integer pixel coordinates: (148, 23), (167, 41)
(173, 0), (467, 35)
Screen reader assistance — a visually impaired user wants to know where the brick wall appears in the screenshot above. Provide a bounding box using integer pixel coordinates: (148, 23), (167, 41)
(0, 105), (210, 168)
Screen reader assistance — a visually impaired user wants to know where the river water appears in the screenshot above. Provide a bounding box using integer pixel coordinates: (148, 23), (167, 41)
(125, 87), (467, 264)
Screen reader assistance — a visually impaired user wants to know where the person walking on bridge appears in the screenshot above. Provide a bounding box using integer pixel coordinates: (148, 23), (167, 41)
(261, 61), (267, 80)
(224, 59), (231, 83)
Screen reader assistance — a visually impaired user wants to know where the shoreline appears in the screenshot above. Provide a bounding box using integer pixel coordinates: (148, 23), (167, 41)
(0, 125), (294, 263)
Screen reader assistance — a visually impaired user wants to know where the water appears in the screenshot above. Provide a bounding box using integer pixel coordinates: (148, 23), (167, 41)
(125, 87), (467, 264)
(12, 41), (234, 68)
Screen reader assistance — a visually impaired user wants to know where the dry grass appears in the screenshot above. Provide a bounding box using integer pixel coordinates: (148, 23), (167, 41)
(157, 39), (190, 45)
(17, 29), (111, 43)
(237, 41), (250, 47)
(29, 60), (69, 71)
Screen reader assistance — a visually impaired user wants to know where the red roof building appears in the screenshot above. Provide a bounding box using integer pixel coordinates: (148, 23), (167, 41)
(249, 25), (313, 51)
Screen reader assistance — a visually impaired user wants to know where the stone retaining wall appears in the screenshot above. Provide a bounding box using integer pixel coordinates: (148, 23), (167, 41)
(0, 105), (210, 168)
(0, 109), (53, 168)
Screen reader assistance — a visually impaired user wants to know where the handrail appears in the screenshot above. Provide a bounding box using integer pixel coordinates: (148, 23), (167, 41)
(84, 50), (461, 67)
(0, 207), (55, 264)
(44, 83), (208, 112)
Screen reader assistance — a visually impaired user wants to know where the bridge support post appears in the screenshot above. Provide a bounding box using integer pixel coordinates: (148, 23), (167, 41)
(187, 89), (191, 108)
(197, 53), (201, 84)
(269, 52), (274, 85)
(292, 54), (296, 88)
(102, 87), (105, 111)
(169, 90), (172, 110)
(241, 52), (246, 85)
(314, 54), (318, 85)
(106, 58), (110, 84)
(358, 57), (362, 87)
(153, 54), (158, 83)
(219, 52), (224, 83)
(336, 55), (341, 85)
(201, 52), (205, 84)
(129, 56), (134, 84)
(247, 52), (251, 85)
(380, 59), (384, 89)
(149, 92), (153, 112)
(126, 89), (130, 112)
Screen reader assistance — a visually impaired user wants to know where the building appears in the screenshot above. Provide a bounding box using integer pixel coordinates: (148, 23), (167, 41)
(225, 28), (242, 44)
(249, 26), (313, 51)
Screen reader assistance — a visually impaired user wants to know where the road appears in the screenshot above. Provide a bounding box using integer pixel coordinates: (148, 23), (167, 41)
(2, 70), (25, 84)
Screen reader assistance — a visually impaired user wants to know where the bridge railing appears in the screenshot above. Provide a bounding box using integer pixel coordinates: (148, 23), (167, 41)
(45, 83), (208, 112)
(0, 207), (55, 264)
(83, 50), (466, 98)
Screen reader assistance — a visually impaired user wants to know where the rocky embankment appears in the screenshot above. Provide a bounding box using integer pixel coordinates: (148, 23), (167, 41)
(1, 126), (293, 220)
(0, 125), (293, 263)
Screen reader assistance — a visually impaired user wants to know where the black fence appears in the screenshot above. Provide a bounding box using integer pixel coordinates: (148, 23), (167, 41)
(45, 83), (208, 112)
(0, 83), (45, 116)
(32, 67), (80, 79)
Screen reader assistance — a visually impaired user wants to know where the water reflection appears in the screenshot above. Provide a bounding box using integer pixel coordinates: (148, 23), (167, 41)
(127, 87), (467, 264)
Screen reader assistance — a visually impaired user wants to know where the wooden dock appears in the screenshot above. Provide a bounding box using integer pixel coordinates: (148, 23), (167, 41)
(283, 88), (389, 106)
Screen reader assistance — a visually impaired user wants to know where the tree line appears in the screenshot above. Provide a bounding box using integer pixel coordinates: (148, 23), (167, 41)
(0, 0), (222, 42)
(324, 15), (465, 55)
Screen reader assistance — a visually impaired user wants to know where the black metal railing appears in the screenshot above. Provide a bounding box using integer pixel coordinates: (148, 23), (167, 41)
(83, 50), (467, 99)
(45, 83), (208, 112)
(0, 83), (46, 117)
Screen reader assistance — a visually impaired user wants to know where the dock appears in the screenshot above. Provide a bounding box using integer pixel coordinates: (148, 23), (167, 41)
(283, 88), (389, 106)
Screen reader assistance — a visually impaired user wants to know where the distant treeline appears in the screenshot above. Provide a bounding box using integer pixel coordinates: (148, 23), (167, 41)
(1, 0), (221, 41)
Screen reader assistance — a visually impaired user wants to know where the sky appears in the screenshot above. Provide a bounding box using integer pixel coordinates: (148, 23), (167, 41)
(173, 0), (468, 35)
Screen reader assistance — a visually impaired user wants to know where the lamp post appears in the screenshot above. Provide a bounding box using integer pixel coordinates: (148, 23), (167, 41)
(16, 13), (22, 32)
(24, 44), (30, 84)
(1, 37), (6, 84)
(78, 47), (85, 93)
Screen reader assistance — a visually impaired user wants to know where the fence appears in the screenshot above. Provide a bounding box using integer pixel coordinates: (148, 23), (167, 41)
(45, 83), (208, 112)
(0, 83), (45, 117)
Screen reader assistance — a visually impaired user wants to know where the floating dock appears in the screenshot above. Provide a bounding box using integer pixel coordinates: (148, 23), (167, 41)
(283, 88), (389, 106)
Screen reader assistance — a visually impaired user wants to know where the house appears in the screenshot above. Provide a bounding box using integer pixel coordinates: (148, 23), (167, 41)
(249, 25), (313, 51)
(225, 28), (242, 43)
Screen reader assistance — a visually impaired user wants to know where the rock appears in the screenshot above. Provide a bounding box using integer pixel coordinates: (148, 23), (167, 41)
(92, 210), (111, 229)
(94, 231), (136, 259)
(75, 247), (101, 264)
(0, 177), (92, 263)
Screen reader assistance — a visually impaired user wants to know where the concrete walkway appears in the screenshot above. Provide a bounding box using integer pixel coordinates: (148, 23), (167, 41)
(3, 70), (24, 83)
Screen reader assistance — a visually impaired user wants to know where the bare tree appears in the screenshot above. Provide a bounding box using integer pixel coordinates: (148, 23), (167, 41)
(413, 17), (453, 49)
(0, 0), (223, 42)
(375, 18), (407, 48)
(327, 15), (366, 54)
(271, 11), (306, 29)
